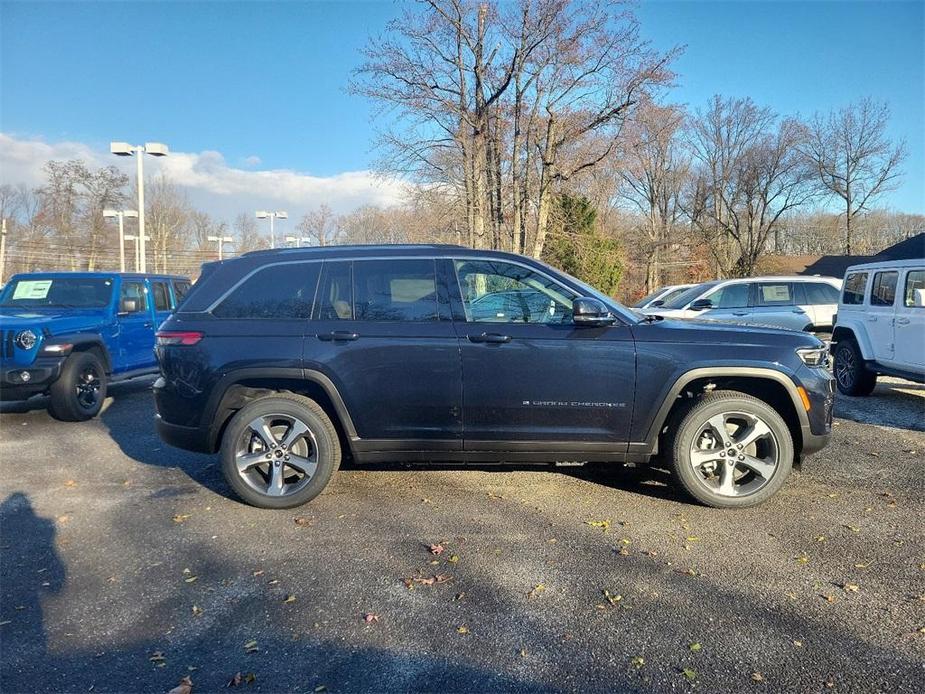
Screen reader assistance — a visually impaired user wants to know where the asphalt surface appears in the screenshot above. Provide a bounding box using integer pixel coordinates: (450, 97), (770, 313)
(1, 378), (923, 693)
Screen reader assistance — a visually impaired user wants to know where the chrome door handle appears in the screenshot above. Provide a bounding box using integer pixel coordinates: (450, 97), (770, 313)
(318, 331), (359, 341)
(468, 333), (511, 344)
(867, 316), (878, 322)
(896, 317), (911, 326)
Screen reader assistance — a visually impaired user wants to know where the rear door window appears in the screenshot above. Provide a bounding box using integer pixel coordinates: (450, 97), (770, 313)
(353, 259), (437, 322)
(172, 280), (192, 306)
(842, 272), (868, 305)
(213, 263), (319, 319)
(870, 271), (898, 307)
(315, 262), (354, 320)
(152, 281), (172, 310)
(756, 283), (793, 307)
(804, 282), (839, 304)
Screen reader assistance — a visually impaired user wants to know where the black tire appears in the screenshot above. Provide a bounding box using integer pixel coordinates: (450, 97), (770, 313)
(220, 393), (341, 509)
(833, 339), (876, 396)
(48, 351), (108, 421)
(664, 390), (794, 509)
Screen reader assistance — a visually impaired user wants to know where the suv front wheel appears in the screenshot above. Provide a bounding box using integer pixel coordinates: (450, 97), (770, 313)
(665, 390), (793, 509)
(220, 393), (341, 509)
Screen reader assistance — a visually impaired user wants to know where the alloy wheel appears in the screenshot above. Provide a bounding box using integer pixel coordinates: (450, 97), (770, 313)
(835, 346), (855, 388)
(75, 364), (102, 410)
(234, 414), (319, 498)
(688, 410), (780, 497)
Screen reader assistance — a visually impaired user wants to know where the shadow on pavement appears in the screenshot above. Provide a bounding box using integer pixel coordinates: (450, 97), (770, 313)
(835, 379), (925, 432)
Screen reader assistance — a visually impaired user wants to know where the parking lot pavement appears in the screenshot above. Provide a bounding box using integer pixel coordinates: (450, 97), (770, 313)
(1, 380), (923, 694)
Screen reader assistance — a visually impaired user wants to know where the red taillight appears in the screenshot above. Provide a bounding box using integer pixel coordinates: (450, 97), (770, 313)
(156, 331), (204, 346)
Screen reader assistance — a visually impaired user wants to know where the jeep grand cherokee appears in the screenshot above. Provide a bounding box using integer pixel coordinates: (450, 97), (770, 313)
(154, 245), (834, 509)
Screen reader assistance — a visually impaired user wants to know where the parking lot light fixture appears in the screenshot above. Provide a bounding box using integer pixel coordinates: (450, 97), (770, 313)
(285, 235), (311, 248)
(256, 210), (288, 249)
(208, 235), (234, 261)
(109, 141), (170, 272)
(123, 233), (150, 272)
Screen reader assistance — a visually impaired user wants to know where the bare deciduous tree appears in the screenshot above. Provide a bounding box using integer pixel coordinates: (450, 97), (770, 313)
(803, 98), (907, 254)
(297, 204), (340, 247)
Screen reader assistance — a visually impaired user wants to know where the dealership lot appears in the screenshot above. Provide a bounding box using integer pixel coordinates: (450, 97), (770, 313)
(1, 379), (923, 693)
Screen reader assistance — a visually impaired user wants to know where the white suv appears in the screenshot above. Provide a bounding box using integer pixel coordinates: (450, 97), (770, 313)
(831, 259), (925, 395)
(643, 276), (842, 333)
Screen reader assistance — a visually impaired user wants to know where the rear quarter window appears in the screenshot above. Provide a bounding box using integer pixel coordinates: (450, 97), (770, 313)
(842, 272), (868, 305)
(870, 271), (898, 307)
(212, 263), (320, 319)
(903, 270), (925, 308)
(804, 282), (840, 304)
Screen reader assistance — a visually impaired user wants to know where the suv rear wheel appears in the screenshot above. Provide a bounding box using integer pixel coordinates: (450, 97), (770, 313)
(220, 393), (341, 509)
(665, 390), (793, 509)
(833, 339), (877, 396)
(48, 351), (107, 421)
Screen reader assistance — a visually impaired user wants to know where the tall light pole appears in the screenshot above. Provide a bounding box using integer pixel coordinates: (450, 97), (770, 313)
(123, 234), (150, 272)
(103, 209), (139, 272)
(256, 210), (287, 249)
(110, 141), (169, 272)
(208, 235), (233, 261)
(0, 218), (7, 286)
(285, 235), (311, 248)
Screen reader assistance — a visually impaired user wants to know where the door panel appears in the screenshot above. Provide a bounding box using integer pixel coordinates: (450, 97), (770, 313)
(868, 271), (898, 362)
(450, 258), (635, 446)
(895, 269), (925, 368)
(750, 282), (808, 331)
(117, 279), (156, 371)
(308, 259), (462, 444)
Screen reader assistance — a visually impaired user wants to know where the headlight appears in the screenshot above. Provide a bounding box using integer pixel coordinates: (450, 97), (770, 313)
(796, 346), (828, 367)
(14, 330), (37, 350)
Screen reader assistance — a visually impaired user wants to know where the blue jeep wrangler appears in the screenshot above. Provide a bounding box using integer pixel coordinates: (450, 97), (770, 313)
(0, 272), (191, 420)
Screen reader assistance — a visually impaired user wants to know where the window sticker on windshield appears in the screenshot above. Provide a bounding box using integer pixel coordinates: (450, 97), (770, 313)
(761, 285), (790, 302)
(12, 280), (53, 300)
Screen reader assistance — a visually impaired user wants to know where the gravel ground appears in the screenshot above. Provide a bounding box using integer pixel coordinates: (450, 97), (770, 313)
(1, 378), (923, 693)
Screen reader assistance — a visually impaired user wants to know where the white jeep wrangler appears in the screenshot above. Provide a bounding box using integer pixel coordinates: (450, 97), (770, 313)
(832, 259), (925, 395)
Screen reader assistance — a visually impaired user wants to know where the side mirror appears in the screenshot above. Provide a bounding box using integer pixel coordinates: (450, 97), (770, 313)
(119, 298), (138, 314)
(572, 297), (616, 326)
(649, 299), (665, 307)
(689, 298), (713, 311)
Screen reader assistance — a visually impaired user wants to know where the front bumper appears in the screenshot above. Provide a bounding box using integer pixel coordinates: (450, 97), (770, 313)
(0, 357), (65, 400)
(795, 364), (836, 456)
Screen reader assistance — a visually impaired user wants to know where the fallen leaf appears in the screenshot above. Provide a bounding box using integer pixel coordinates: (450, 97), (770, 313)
(252, 570), (264, 577)
(686, 536), (700, 543)
(168, 675), (193, 694)
(528, 583), (546, 599)
(630, 656), (645, 669)
(689, 642), (702, 652)
(795, 554), (810, 564)
(815, 535), (826, 542)
(314, 687), (327, 693)
(585, 519), (611, 531)
(244, 639), (258, 653)
(64, 480), (77, 488)
(191, 605), (203, 617)
(842, 524), (860, 533)
(172, 514), (191, 524)
(283, 595), (296, 604)
(149, 651), (166, 665)
(843, 583), (860, 593)
(184, 576), (198, 584)
(602, 589), (622, 606)
(293, 516), (313, 526)
(456, 625), (469, 634)
(448, 555), (460, 564)
(363, 612), (380, 623)
(227, 672), (242, 688)
(682, 668), (697, 681)
(793, 640), (803, 647)
(244, 674), (256, 684)
(429, 543), (445, 555)
(752, 672), (765, 682)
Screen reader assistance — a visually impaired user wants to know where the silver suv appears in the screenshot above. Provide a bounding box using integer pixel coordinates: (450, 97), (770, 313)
(642, 276), (842, 333)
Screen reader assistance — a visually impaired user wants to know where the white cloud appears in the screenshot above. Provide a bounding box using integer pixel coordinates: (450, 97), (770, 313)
(0, 132), (408, 224)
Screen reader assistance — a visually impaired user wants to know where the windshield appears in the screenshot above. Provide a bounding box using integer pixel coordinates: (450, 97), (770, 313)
(0, 277), (114, 308)
(662, 281), (717, 309)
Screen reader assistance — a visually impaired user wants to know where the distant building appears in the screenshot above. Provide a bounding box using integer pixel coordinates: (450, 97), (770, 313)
(759, 233), (925, 278)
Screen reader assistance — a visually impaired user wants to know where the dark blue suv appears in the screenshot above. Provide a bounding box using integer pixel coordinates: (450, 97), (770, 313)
(154, 246), (834, 509)
(0, 272), (191, 420)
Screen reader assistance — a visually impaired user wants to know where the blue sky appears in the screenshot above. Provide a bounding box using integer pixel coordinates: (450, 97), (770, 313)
(1, 0), (923, 216)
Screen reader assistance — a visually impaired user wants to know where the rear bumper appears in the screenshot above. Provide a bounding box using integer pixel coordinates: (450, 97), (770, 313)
(155, 415), (213, 454)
